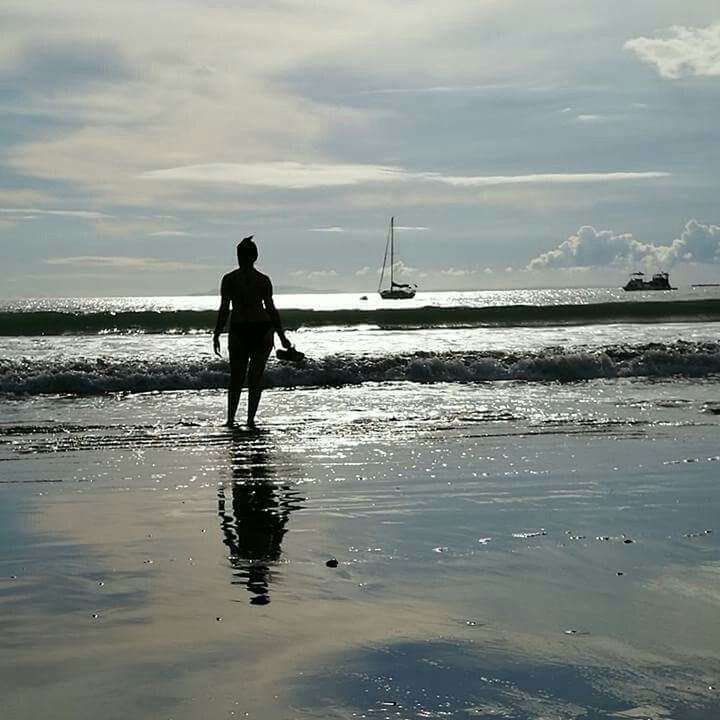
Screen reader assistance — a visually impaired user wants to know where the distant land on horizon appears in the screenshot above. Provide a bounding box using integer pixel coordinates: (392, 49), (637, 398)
(193, 283), (619, 297)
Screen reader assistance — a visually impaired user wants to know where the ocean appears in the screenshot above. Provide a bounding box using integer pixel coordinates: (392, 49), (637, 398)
(1, 288), (719, 719)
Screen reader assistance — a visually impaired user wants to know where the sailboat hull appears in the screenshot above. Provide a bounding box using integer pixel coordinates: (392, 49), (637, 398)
(380, 288), (416, 299)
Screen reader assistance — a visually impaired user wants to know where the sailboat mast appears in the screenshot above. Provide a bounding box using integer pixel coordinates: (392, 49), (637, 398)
(390, 216), (394, 286)
(378, 218), (391, 292)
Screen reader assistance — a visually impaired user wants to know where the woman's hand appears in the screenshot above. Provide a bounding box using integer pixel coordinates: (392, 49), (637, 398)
(213, 332), (222, 356)
(280, 334), (293, 350)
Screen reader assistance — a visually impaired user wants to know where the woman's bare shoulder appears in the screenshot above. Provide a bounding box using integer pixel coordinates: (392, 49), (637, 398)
(253, 269), (272, 287)
(222, 268), (242, 282)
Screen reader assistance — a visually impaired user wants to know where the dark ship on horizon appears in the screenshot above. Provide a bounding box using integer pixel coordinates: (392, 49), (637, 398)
(623, 271), (676, 291)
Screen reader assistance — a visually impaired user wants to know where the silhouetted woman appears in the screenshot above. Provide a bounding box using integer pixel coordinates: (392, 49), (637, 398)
(213, 236), (292, 427)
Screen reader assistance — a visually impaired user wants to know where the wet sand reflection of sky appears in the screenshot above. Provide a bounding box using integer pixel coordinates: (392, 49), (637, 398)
(289, 639), (720, 720)
(1, 385), (720, 719)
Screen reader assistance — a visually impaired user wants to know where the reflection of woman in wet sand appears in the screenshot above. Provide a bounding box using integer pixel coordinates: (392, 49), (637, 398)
(213, 236), (292, 427)
(217, 439), (302, 605)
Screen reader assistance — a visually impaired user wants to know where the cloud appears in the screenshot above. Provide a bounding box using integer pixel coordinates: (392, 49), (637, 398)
(353, 83), (537, 96)
(0, 190), (56, 206)
(43, 256), (204, 271)
(145, 162), (403, 189)
(440, 268), (476, 277)
(527, 220), (720, 271)
(289, 269), (339, 280)
(308, 226), (345, 233)
(145, 161), (669, 190)
(625, 23), (720, 79)
(395, 225), (428, 231)
(2, 0), (507, 208)
(387, 260), (426, 279)
(676, 219), (720, 263)
(429, 171), (668, 187)
(575, 114), (606, 122)
(147, 230), (191, 237)
(0, 207), (111, 220)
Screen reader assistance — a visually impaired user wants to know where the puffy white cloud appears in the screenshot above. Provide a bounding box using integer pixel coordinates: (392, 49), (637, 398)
(528, 220), (720, 270)
(677, 218), (720, 262)
(382, 261), (426, 280)
(145, 161), (669, 189)
(308, 226), (345, 233)
(147, 230), (190, 237)
(625, 23), (720, 79)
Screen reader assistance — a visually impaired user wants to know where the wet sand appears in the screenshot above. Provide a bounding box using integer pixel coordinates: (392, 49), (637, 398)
(1, 386), (720, 719)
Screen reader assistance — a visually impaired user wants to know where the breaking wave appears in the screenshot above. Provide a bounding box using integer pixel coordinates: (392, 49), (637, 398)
(1, 342), (719, 396)
(2, 299), (720, 335)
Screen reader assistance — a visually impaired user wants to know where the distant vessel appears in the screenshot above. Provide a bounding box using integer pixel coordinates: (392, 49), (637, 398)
(623, 271), (675, 291)
(378, 216), (417, 299)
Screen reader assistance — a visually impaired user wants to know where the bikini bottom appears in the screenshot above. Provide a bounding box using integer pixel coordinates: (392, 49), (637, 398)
(229, 321), (273, 354)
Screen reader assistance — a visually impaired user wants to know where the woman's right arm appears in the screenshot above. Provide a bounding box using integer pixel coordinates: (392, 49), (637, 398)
(264, 278), (292, 349)
(213, 275), (231, 355)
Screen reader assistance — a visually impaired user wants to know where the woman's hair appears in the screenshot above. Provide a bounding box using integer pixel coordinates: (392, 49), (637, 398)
(236, 236), (258, 264)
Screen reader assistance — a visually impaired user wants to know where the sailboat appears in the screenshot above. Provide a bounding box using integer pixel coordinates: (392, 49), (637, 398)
(378, 216), (417, 299)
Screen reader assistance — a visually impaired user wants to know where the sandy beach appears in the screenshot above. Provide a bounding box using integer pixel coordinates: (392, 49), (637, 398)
(2, 378), (719, 719)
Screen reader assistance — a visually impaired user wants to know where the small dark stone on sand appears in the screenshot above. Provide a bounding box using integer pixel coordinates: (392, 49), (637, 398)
(617, 571), (624, 576)
(623, 539), (634, 544)
(326, 558), (339, 568)
(216, 617), (222, 622)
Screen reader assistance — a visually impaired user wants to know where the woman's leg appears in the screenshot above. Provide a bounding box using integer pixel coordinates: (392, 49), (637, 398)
(227, 335), (250, 426)
(246, 329), (273, 427)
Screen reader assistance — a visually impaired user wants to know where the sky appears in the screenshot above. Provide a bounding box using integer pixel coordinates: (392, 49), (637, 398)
(0, 0), (719, 296)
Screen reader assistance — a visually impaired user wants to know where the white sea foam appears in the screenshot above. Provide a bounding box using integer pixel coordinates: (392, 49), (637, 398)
(1, 342), (719, 396)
